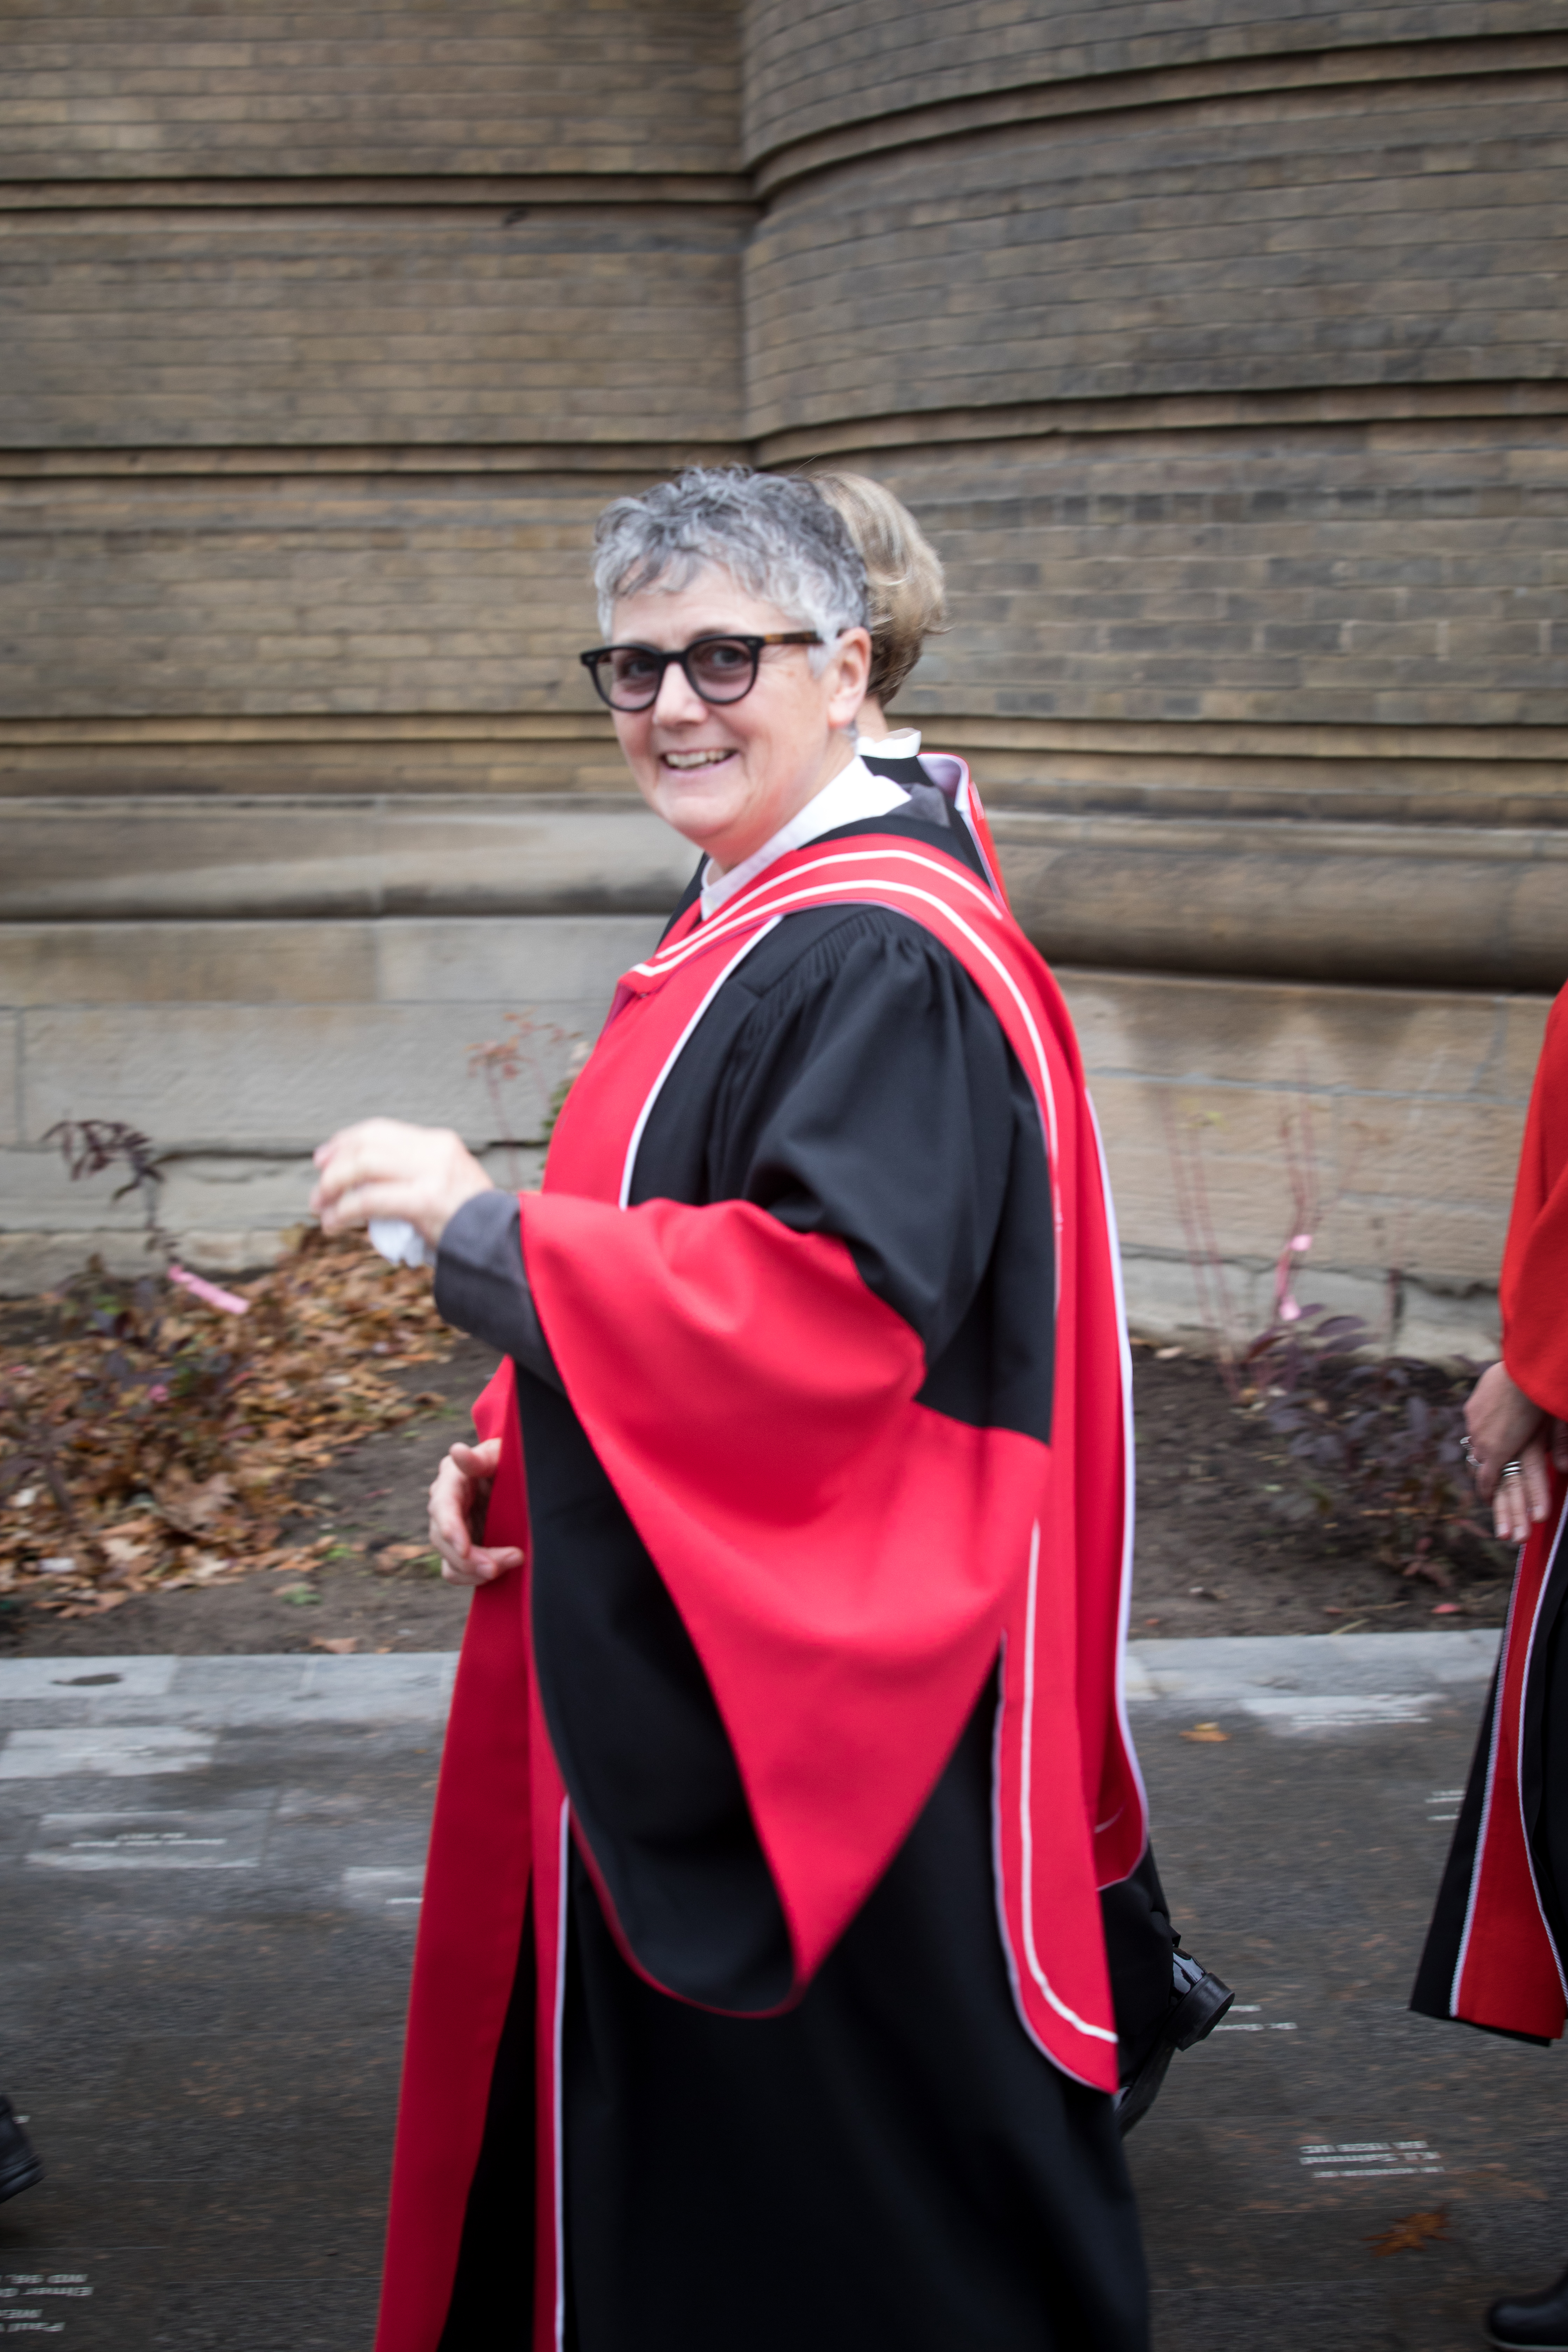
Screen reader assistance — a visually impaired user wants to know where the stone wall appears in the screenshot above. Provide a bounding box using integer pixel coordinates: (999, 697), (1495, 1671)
(743, 2), (1560, 158)
(3, 5), (741, 180)
(2, 0), (1564, 1357)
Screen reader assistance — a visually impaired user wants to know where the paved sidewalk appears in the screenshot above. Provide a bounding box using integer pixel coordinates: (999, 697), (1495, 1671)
(0, 1654), (455, 2348)
(3, 1633), (1555, 2351)
(1124, 1628), (1560, 2352)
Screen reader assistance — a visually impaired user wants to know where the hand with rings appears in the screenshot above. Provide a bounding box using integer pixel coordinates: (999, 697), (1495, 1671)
(1463, 1362), (1565, 1545)
(1465, 1362), (1544, 1491)
(1489, 1441), (1556, 1547)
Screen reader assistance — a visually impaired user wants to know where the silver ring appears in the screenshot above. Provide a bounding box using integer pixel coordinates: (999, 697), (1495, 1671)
(1461, 1437), (1479, 1470)
(1501, 1459), (1524, 1483)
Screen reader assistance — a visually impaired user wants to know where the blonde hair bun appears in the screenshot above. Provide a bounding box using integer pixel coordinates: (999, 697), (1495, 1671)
(808, 471), (947, 707)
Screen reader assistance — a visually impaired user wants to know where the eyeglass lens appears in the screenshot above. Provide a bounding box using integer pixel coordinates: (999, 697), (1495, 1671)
(597, 638), (759, 710)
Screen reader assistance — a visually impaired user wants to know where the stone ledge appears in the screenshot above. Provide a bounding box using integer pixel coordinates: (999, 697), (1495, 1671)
(0, 798), (693, 923)
(994, 811), (1568, 992)
(0, 174), (757, 211)
(3, 796), (1563, 990)
(6, 715), (1565, 827)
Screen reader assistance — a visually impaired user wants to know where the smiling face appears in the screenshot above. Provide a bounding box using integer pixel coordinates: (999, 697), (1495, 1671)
(608, 570), (871, 874)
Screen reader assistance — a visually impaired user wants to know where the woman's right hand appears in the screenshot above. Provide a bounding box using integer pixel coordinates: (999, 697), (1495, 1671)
(428, 1437), (524, 1588)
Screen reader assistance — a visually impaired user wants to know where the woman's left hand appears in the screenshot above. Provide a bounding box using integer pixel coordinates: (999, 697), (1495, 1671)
(309, 1119), (493, 1250)
(1465, 1359), (1547, 1502)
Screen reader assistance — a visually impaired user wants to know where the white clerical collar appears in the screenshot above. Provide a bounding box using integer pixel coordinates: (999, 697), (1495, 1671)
(855, 725), (923, 758)
(699, 753), (910, 923)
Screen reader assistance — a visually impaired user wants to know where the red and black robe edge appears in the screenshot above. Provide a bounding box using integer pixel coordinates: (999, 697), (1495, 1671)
(1413, 985), (1568, 2042)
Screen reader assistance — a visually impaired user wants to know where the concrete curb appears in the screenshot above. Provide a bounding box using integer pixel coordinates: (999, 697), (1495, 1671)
(0, 1632), (1499, 1734)
(1126, 1629), (1499, 1732)
(0, 1648), (460, 1730)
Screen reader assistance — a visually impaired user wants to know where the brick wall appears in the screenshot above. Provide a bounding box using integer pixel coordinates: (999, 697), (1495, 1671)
(747, 79), (1568, 434)
(6, 430), (1562, 752)
(0, 480), (642, 722)
(743, 1), (1565, 162)
(866, 436), (1568, 735)
(4, 3), (742, 179)
(2, 207), (748, 449)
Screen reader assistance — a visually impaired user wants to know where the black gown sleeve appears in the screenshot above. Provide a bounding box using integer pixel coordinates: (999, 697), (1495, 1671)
(523, 906), (1057, 2010)
(434, 1189), (562, 1392)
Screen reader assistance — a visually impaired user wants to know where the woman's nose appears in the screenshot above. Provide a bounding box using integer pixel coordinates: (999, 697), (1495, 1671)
(651, 656), (707, 723)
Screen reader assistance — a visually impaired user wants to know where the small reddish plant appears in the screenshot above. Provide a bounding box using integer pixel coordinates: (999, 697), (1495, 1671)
(1243, 1310), (1503, 1587)
(45, 1119), (169, 1255)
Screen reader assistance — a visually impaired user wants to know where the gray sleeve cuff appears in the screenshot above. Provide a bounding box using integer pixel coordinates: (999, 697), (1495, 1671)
(434, 1188), (563, 1393)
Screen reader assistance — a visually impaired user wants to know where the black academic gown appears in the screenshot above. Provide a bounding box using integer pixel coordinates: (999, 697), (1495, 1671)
(433, 803), (1150, 2352)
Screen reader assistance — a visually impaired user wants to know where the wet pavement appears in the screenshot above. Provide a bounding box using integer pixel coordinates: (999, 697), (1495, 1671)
(1130, 1632), (1562, 2351)
(1, 1634), (1560, 2351)
(0, 1657), (454, 2348)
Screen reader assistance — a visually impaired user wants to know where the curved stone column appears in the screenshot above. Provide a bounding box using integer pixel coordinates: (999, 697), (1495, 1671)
(742, 7), (1568, 888)
(741, 4), (1566, 1345)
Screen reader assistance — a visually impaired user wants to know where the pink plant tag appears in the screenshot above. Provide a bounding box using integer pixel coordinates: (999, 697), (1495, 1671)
(168, 1264), (250, 1316)
(1273, 1231), (1314, 1323)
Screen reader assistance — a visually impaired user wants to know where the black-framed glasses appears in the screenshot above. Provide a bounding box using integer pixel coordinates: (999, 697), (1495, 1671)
(579, 632), (822, 712)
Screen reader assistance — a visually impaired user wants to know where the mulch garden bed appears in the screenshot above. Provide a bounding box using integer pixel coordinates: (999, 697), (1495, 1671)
(1129, 1345), (1510, 1640)
(0, 1244), (1512, 1658)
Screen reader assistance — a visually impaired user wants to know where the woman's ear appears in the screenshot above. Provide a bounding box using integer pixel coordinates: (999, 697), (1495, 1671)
(824, 626), (872, 732)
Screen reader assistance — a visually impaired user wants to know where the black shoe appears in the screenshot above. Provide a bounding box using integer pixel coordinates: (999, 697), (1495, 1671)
(0, 2094), (43, 2203)
(1487, 2270), (1568, 2350)
(1116, 1948), (1233, 2136)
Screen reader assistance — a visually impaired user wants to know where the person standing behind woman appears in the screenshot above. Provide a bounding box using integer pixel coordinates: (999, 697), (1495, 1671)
(1413, 982), (1568, 2351)
(807, 470), (1011, 885)
(813, 467), (1233, 2132)
(808, 469), (948, 760)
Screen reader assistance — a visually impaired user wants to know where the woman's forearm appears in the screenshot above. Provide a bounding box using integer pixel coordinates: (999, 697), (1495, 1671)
(434, 1189), (564, 1393)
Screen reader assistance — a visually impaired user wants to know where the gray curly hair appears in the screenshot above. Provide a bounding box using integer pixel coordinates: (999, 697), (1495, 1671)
(593, 467), (869, 658)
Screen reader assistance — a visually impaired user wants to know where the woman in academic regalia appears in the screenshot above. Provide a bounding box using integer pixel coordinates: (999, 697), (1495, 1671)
(312, 468), (1154, 2352)
(1412, 982), (1568, 2352)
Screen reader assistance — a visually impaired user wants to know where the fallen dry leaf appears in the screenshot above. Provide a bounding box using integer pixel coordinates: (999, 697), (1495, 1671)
(1181, 1722), (1231, 1743)
(1367, 2208), (1451, 2257)
(154, 1469), (235, 1536)
(54, 1590), (132, 1618)
(0, 1231), (455, 1604)
(310, 1636), (361, 1656)
(99, 1533), (152, 1569)
(373, 1541), (431, 1573)
(184, 1552), (234, 1584)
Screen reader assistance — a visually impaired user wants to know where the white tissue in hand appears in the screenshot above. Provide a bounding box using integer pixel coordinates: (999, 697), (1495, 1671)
(369, 1218), (435, 1269)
